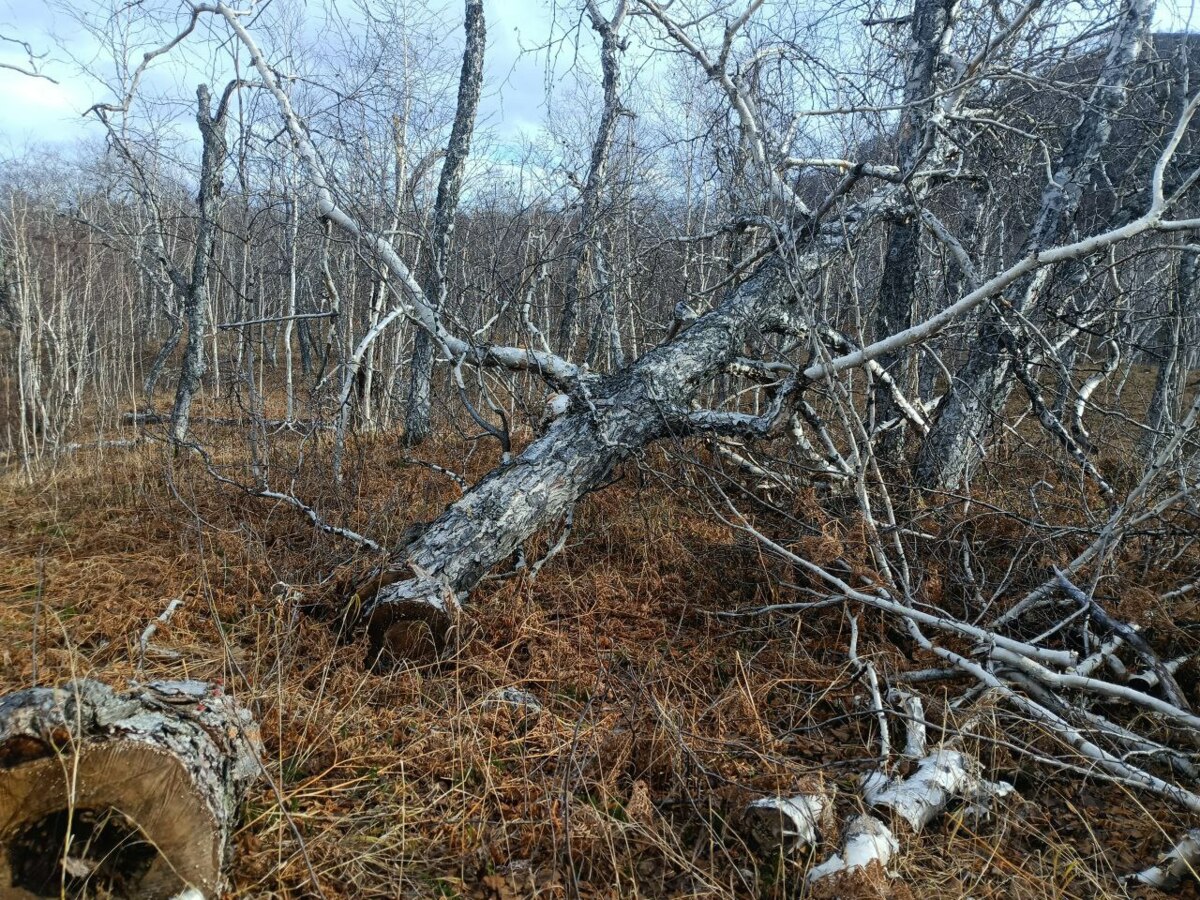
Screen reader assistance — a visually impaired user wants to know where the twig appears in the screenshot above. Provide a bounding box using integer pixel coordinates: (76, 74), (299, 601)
(848, 612), (890, 761)
(216, 310), (337, 330)
(138, 597), (185, 670)
(257, 490), (386, 554)
(406, 458), (469, 493)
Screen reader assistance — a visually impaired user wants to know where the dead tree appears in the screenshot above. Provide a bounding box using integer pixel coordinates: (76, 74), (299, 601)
(1145, 245), (1200, 452)
(0, 679), (259, 899)
(13, 4), (1200, 892)
(403, 0), (486, 447)
(171, 83), (232, 444)
(915, 0), (1155, 490)
(87, 79), (236, 444)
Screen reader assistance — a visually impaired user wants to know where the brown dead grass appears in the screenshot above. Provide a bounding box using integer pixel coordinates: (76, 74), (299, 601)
(1, 386), (1199, 898)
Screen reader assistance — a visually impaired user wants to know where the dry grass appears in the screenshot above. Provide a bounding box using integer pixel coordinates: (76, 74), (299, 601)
(1, 389), (1198, 898)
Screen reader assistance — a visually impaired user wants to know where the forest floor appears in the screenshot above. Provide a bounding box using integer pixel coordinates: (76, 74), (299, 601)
(2, 383), (1200, 898)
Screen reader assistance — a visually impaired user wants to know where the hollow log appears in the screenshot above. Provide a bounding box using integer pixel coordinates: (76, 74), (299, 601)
(0, 679), (261, 899)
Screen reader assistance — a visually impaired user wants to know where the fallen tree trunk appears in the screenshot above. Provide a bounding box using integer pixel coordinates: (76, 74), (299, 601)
(0, 679), (260, 899)
(358, 254), (808, 662)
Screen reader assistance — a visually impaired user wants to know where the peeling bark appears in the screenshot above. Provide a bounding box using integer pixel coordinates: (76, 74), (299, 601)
(1130, 829), (1200, 890)
(807, 815), (898, 884)
(862, 749), (1013, 832)
(743, 791), (830, 854)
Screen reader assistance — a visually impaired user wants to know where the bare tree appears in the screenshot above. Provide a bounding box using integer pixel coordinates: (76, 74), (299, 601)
(870, 0), (958, 460)
(170, 83), (233, 443)
(915, 0), (1156, 489)
(403, 0), (486, 446)
(557, 0), (629, 368)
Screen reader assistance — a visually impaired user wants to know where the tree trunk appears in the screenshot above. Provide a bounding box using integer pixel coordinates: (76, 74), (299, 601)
(363, 254), (803, 661)
(171, 83), (229, 444)
(0, 679), (260, 899)
(404, 0), (485, 447)
(142, 291), (182, 402)
(283, 179), (299, 422)
(1146, 247), (1199, 452)
(559, 1), (627, 361)
(872, 0), (958, 460)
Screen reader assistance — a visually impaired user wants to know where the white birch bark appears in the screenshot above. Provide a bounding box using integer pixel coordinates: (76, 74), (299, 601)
(1130, 830), (1200, 890)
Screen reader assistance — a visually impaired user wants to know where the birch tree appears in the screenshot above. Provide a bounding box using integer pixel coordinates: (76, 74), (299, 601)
(557, 0), (629, 368)
(170, 83), (233, 443)
(870, 0), (958, 459)
(403, 0), (487, 446)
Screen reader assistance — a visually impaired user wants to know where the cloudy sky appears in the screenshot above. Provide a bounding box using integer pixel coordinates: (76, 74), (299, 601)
(2, 0), (1198, 159)
(0, 0), (570, 154)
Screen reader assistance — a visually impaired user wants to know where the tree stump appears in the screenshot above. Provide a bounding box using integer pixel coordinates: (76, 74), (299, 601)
(0, 679), (261, 899)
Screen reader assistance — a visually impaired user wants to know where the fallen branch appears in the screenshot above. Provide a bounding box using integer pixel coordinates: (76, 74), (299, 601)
(137, 596), (185, 669)
(862, 749), (1013, 832)
(807, 814), (898, 884)
(743, 791), (831, 854)
(1055, 569), (1191, 710)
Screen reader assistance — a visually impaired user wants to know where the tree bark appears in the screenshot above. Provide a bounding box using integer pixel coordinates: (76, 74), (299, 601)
(171, 83), (230, 444)
(1146, 247), (1199, 452)
(872, 0), (958, 460)
(1131, 830), (1200, 890)
(743, 791), (830, 854)
(362, 253), (807, 661)
(404, 0), (486, 447)
(0, 679), (260, 899)
(566, 1), (628, 367)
